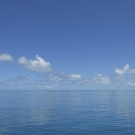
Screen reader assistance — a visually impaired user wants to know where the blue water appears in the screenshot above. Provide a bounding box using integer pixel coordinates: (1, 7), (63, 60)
(0, 90), (135, 135)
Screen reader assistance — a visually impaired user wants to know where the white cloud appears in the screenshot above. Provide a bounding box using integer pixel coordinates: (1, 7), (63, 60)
(126, 82), (135, 86)
(93, 74), (110, 84)
(45, 85), (52, 89)
(0, 53), (13, 61)
(18, 55), (52, 72)
(115, 64), (135, 74)
(69, 74), (81, 80)
(48, 73), (62, 82)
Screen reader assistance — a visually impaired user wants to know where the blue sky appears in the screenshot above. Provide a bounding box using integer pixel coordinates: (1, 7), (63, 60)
(1, 0), (135, 90)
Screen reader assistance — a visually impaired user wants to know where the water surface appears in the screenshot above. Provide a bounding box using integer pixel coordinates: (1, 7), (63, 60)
(0, 90), (135, 135)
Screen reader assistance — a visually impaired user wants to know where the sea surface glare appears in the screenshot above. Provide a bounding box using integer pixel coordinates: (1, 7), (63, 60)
(0, 90), (135, 135)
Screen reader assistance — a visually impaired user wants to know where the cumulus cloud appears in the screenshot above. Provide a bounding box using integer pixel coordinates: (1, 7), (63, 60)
(69, 74), (81, 80)
(0, 53), (13, 61)
(126, 82), (135, 86)
(93, 74), (110, 84)
(115, 64), (135, 74)
(18, 55), (52, 72)
(48, 73), (62, 82)
(45, 85), (52, 89)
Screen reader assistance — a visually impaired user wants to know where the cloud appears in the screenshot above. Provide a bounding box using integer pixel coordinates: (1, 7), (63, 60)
(93, 73), (110, 84)
(126, 82), (135, 86)
(4, 54), (135, 89)
(18, 55), (52, 72)
(115, 64), (135, 74)
(48, 73), (62, 82)
(0, 53), (13, 61)
(69, 74), (81, 80)
(45, 85), (52, 89)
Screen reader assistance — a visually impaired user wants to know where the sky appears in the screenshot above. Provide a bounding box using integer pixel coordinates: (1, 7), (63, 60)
(1, 0), (135, 90)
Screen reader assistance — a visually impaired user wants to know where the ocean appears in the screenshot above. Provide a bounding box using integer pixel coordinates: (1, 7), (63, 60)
(0, 90), (135, 135)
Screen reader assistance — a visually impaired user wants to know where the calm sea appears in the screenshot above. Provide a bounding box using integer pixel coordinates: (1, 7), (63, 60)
(0, 90), (135, 135)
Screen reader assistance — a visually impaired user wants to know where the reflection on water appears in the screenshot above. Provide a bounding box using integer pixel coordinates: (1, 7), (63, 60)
(0, 90), (135, 135)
